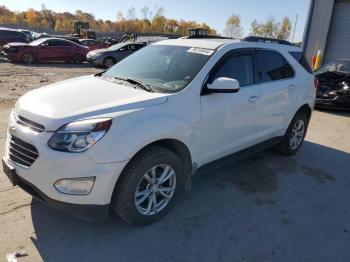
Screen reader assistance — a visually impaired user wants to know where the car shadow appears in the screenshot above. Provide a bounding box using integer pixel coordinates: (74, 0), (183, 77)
(30, 141), (350, 261)
(315, 107), (350, 116)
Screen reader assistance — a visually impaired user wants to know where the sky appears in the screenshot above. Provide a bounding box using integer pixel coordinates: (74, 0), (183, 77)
(1, 0), (310, 42)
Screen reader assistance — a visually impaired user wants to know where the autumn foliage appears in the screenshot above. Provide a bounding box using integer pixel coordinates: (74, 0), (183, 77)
(0, 5), (217, 36)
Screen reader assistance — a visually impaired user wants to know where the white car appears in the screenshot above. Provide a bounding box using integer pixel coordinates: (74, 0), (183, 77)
(2, 37), (315, 225)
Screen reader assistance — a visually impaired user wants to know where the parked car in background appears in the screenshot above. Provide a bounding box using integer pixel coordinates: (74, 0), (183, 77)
(17, 29), (35, 42)
(87, 42), (146, 68)
(315, 60), (350, 110)
(2, 38), (314, 225)
(0, 28), (28, 51)
(79, 39), (110, 51)
(3, 38), (89, 64)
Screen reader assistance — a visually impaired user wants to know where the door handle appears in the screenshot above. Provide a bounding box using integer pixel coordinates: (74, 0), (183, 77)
(288, 84), (296, 91)
(248, 95), (260, 103)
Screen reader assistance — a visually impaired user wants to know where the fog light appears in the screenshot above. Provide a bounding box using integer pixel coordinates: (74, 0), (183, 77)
(54, 177), (95, 195)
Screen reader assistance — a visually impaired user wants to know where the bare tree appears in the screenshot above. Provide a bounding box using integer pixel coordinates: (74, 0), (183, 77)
(126, 7), (136, 20)
(140, 6), (152, 20)
(224, 14), (243, 39)
(250, 16), (292, 40)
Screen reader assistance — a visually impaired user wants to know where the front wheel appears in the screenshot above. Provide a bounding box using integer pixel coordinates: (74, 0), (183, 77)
(111, 146), (183, 226)
(22, 53), (35, 64)
(274, 111), (309, 155)
(103, 57), (115, 68)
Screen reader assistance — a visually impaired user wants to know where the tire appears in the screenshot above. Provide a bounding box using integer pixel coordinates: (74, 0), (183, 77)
(72, 54), (84, 64)
(274, 111), (309, 155)
(22, 53), (35, 64)
(103, 57), (115, 68)
(111, 146), (184, 226)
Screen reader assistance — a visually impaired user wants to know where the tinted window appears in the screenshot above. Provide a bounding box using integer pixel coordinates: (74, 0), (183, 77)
(289, 51), (313, 73)
(130, 44), (145, 51)
(55, 40), (73, 47)
(256, 50), (294, 82)
(210, 54), (254, 87)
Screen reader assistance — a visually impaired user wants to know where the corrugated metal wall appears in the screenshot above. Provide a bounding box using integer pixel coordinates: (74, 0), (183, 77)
(304, 0), (335, 64)
(323, 0), (350, 63)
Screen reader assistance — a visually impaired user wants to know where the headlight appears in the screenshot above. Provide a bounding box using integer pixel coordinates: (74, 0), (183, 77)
(54, 177), (95, 195)
(48, 118), (112, 152)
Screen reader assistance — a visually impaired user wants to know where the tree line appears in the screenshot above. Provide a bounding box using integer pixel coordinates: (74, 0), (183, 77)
(0, 5), (293, 40)
(0, 5), (217, 36)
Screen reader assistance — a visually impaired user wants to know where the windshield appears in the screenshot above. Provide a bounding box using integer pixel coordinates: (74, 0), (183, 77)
(107, 43), (127, 51)
(317, 61), (350, 74)
(103, 45), (214, 93)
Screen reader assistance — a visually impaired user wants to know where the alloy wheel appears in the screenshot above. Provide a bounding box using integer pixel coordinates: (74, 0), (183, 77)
(134, 164), (176, 216)
(289, 119), (305, 150)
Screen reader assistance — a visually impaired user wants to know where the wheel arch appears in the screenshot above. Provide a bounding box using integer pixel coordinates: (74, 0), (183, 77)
(296, 103), (312, 122)
(110, 138), (193, 203)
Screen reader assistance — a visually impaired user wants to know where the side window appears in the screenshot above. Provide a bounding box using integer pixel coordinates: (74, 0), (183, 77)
(210, 54), (255, 87)
(56, 40), (73, 47)
(256, 50), (294, 82)
(119, 45), (128, 51)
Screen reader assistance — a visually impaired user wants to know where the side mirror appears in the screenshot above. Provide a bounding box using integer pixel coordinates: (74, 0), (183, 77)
(206, 77), (240, 93)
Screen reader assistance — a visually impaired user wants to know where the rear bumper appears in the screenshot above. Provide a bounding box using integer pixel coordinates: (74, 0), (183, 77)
(2, 158), (109, 221)
(315, 97), (350, 110)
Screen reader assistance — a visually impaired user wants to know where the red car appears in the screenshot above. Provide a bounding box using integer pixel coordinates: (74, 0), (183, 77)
(78, 39), (110, 51)
(2, 38), (89, 64)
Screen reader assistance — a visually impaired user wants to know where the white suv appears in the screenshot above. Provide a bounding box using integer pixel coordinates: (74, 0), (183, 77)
(2, 37), (315, 225)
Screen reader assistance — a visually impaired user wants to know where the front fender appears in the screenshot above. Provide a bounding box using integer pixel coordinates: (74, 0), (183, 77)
(89, 111), (201, 164)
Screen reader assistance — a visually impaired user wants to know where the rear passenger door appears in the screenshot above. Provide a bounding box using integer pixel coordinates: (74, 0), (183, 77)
(255, 49), (295, 138)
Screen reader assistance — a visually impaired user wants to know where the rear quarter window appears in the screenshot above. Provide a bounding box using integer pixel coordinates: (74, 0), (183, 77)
(289, 51), (313, 74)
(256, 50), (295, 82)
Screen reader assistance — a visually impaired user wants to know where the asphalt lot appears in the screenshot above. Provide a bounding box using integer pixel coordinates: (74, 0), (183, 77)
(0, 61), (350, 262)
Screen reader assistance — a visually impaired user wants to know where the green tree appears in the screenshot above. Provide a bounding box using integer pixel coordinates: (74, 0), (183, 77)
(224, 14), (243, 39)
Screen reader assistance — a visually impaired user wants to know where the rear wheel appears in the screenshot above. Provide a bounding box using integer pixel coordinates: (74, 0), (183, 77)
(22, 53), (35, 64)
(274, 111), (309, 155)
(103, 57), (115, 68)
(111, 146), (184, 226)
(72, 54), (84, 64)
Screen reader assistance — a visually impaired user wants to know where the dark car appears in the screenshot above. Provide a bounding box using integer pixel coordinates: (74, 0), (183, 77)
(87, 42), (146, 68)
(315, 60), (350, 110)
(3, 38), (89, 64)
(79, 39), (110, 51)
(0, 29), (28, 50)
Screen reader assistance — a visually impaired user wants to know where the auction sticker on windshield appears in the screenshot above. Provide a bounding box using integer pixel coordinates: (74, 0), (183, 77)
(187, 47), (215, 56)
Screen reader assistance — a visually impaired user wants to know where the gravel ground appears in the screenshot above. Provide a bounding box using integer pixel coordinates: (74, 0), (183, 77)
(0, 59), (350, 262)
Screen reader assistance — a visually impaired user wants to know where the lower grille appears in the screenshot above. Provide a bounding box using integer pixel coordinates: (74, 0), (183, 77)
(8, 135), (39, 167)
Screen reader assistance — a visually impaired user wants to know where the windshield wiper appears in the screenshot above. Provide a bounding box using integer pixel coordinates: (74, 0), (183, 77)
(113, 76), (154, 92)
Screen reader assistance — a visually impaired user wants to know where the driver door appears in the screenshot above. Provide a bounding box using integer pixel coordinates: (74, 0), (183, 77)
(199, 50), (262, 165)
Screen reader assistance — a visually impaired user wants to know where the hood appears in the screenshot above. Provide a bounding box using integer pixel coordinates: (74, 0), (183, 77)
(15, 75), (168, 131)
(88, 48), (111, 56)
(4, 42), (30, 48)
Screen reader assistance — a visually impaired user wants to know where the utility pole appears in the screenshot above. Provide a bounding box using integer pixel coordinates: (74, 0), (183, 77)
(292, 14), (299, 43)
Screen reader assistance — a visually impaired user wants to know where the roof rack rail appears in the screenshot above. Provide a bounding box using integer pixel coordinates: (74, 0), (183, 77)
(243, 36), (293, 46)
(184, 35), (232, 40)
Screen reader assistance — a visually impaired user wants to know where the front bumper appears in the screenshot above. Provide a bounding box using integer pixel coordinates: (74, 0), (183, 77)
(87, 56), (104, 66)
(3, 122), (129, 220)
(2, 158), (109, 221)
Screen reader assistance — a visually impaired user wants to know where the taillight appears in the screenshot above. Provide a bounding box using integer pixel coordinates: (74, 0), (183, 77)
(314, 78), (319, 96)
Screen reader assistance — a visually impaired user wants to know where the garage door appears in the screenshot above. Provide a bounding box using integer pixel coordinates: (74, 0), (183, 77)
(323, 0), (350, 64)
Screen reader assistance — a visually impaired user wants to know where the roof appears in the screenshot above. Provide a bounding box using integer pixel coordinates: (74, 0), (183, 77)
(153, 38), (301, 52)
(154, 38), (239, 49)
